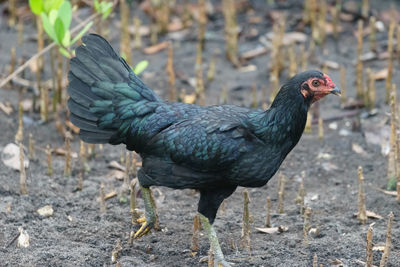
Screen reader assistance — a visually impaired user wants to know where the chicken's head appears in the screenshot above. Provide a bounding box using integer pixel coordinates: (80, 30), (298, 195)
(298, 71), (341, 104)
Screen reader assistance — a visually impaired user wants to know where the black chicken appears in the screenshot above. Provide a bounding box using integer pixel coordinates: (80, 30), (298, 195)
(67, 34), (340, 266)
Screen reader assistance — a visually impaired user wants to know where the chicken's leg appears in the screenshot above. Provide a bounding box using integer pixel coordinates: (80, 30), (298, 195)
(134, 186), (159, 238)
(199, 213), (232, 267)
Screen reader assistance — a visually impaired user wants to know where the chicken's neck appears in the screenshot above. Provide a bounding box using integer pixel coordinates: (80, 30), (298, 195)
(249, 96), (309, 149)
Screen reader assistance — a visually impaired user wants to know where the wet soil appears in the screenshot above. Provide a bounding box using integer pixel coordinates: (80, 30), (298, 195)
(0, 1), (399, 266)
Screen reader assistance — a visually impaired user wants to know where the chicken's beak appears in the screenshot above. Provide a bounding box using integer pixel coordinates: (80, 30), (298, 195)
(330, 86), (341, 96)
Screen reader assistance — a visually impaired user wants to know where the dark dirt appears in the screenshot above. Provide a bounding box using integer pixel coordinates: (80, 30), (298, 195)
(0, 0), (399, 266)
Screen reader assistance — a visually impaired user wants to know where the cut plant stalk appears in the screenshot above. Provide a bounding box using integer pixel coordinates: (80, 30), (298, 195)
(191, 214), (200, 253)
(251, 84), (257, 108)
(100, 182), (106, 214)
(318, 117), (324, 141)
(369, 16), (377, 52)
(288, 44), (297, 77)
(366, 68), (376, 109)
(366, 223), (374, 267)
(317, 0), (327, 46)
(19, 142), (27, 195)
(240, 189), (251, 252)
(133, 17), (142, 49)
(332, 0), (341, 39)
(80, 140), (87, 173)
(340, 66), (346, 104)
(362, 0), (369, 18)
(222, 0), (239, 67)
(356, 20), (364, 99)
(296, 171), (306, 215)
(398, 25), (400, 65)
(28, 133), (35, 160)
(387, 89), (397, 186)
(207, 56), (216, 82)
(17, 19), (24, 45)
(357, 166), (367, 224)
(277, 173), (286, 214)
(10, 47), (16, 77)
(195, 43), (205, 106)
(265, 196), (271, 227)
(120, 0), (132, 65)
(303, 206), (312, 246)
(111, 239), (122, 263)
(130, 179), (140, 224)
(64, 132), (72, 177)
(125, 152), (131, 188)
(304, 111), (312, 134)
(46, 144), (52, 176)
(313, 253), (318, 267)
(166, 42), (176, 101)
(379, 212), (394, 267)
(197, 0), (207, 50)
(15, 101), (23, 143)
(385, 20), (395, 104)
(8, 0), (16, 27)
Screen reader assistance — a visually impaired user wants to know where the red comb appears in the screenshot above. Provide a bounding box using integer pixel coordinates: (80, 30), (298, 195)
(323, 74), (335, 88)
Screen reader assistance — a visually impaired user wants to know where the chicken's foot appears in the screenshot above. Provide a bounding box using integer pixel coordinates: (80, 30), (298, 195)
(199, 213), (232, 267)
(134, 186), (159, 238)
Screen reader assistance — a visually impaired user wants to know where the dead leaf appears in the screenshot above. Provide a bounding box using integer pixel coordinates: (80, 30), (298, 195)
(17, 227), (30, 248)
(321, 162), (339, 172)
(372, 245), (385, 252)
(323, 60), (340, 70)
(353, 210), (383, 220)
(255, 225), (288, 234)
(330, 258), (344, 266)
(183, 93), (197, 104)
(105, 191), (117, 200)
(0, 102), (13, 115)
(1, 143), (29, 171)
(53, 148), (78, 158)
(37, 205), (54, 217)
(143, 41), (169, 54)
(106, 170), (125, 180)
(65, 120), (80, 134)
(360, 52), (377, 62)
(266, 31), (307, 46)
(240, 46), (269, 60)
(238, 64), (257, 72)
(108, 160), (126, 171)
(352, 143), (367, 156)
(374, 68), (388, 81)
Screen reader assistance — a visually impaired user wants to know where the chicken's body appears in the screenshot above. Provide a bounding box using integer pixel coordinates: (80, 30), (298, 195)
(68, 34), (339, 266)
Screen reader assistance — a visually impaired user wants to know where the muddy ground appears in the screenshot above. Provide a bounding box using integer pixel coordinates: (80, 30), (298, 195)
(0, 0), (399, 266)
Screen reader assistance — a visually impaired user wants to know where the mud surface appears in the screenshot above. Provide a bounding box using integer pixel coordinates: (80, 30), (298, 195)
(0, 1), (399, 266)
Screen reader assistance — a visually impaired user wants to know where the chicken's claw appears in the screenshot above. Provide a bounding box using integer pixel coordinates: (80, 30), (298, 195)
(134, 217), (154, 239)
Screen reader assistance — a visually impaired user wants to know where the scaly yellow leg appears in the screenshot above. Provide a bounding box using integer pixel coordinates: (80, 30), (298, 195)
(134, 186), (159, 239)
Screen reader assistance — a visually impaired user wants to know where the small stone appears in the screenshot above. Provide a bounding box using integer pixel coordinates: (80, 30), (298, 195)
(37, 205), (54, 217)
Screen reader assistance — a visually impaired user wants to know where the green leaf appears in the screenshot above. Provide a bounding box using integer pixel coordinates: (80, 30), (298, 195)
(41, 13), (57, 42)
(29, 0), (43, 15)
(54, 17), (65, 44)
(133, 60), (149, 75)
(101, 2), (113, 19)
(70, 21), (93, 44)
(58, 1), (71, 32)
(48, 9), (58, 24)
(43, 0), (64, 14)
(59, 46), (71, 58)
(62, 30), (70, 47)
(94, 0), (100, 12)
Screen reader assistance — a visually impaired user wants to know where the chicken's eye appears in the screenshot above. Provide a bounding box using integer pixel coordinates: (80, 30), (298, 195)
(312, 80), (320, 87)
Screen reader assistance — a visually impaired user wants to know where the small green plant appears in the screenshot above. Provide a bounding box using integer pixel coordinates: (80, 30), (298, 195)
(132, 60), (149, 75)
(29, 0), (93, 57)
(94, 0), (113, 20)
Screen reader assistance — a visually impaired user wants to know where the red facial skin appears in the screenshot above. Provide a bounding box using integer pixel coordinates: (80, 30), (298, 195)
(300, 74), (337, 103)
